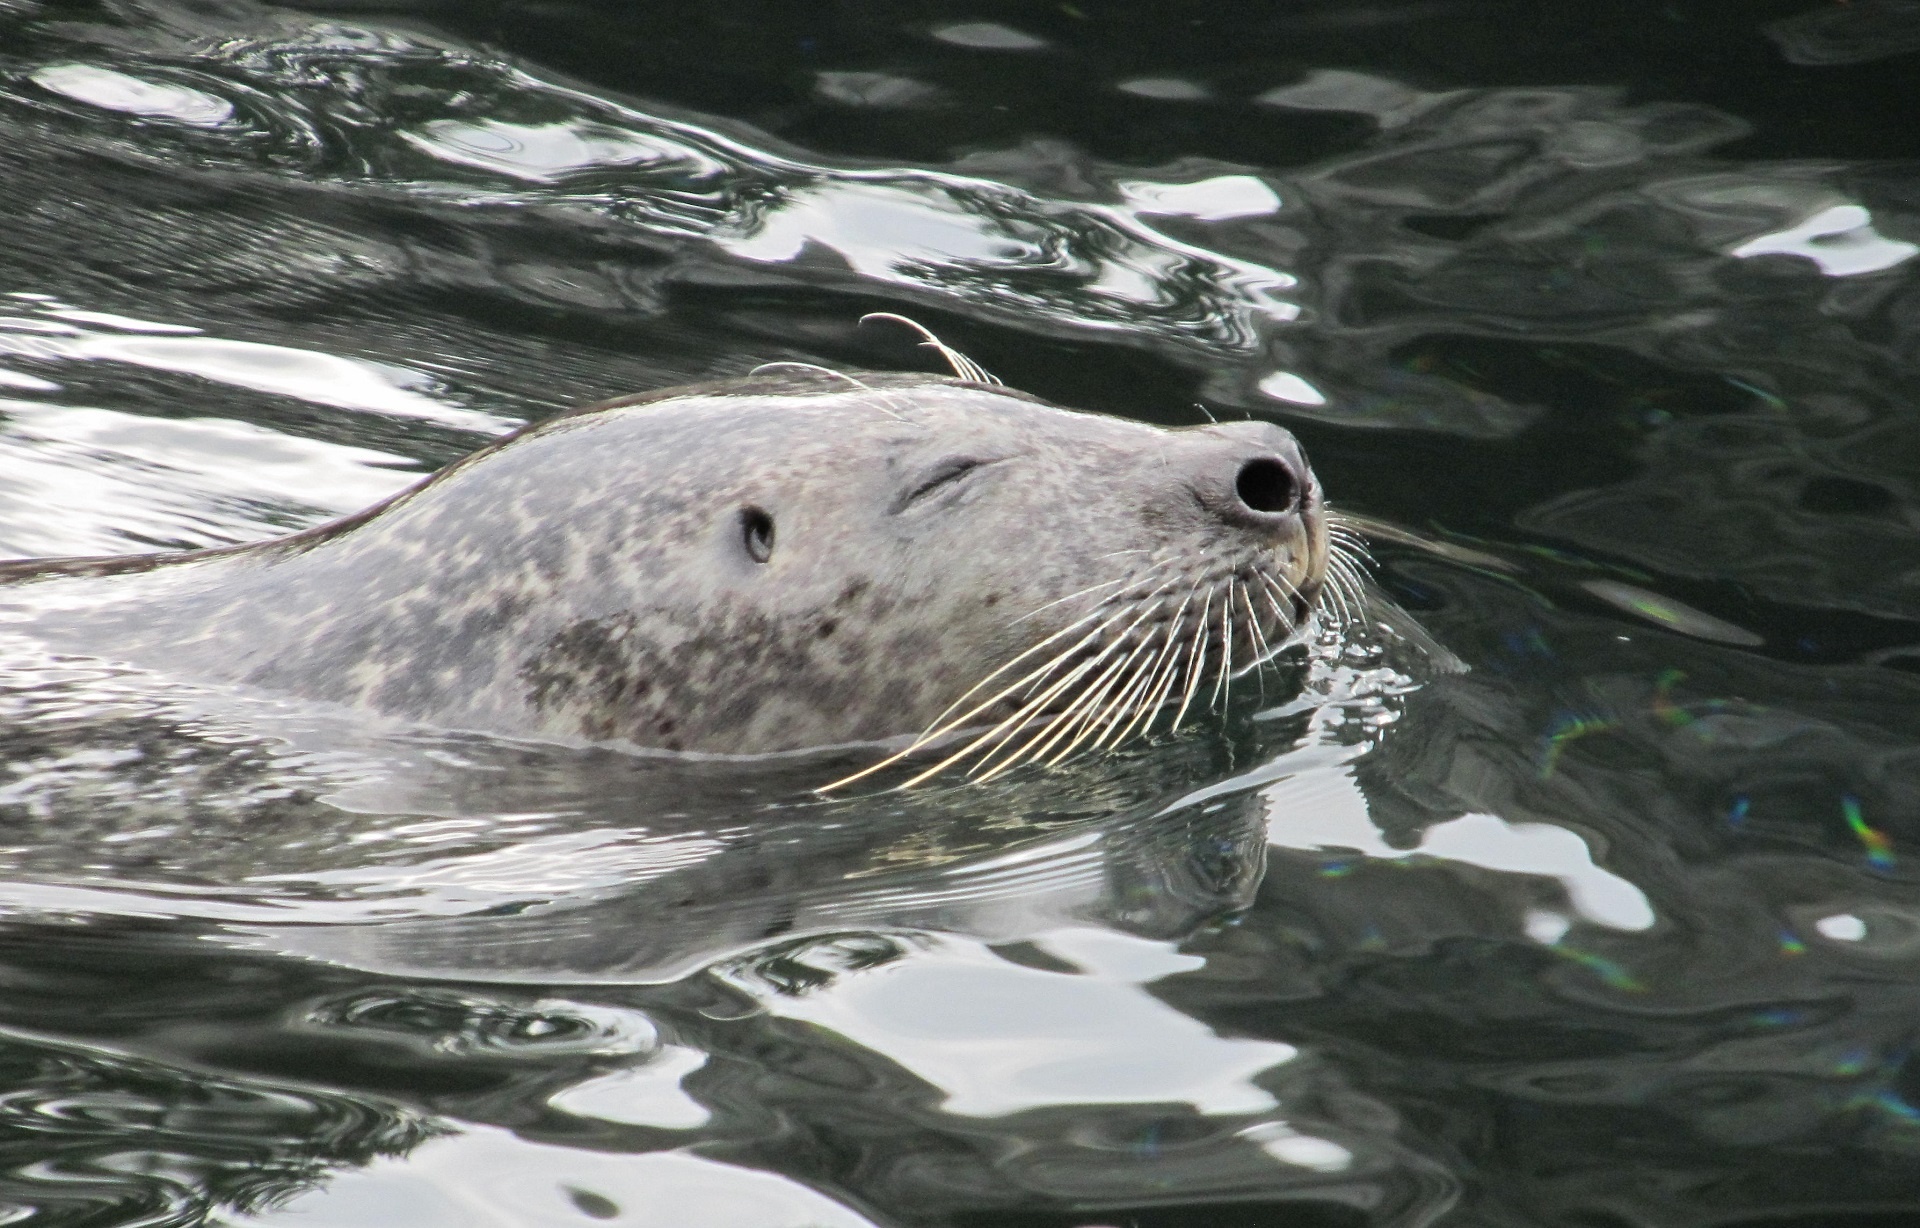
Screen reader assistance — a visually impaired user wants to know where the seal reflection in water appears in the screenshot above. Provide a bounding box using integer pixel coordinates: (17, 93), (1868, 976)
(0, 365), (1353, 787)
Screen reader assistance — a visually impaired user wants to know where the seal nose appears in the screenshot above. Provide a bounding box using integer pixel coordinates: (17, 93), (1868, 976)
(1177, 421), (1315, 537)
(1234, 456), (1301, 517)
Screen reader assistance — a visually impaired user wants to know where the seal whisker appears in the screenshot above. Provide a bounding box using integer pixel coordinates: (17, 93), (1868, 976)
(1211, 584), (1236, 713)
(899, 586), (1176, 787)
(1068, 645), (1165, 760)
(1259, 567), (1303, 616)
(1310, 553), (1356, 629)
(1260, 567), (1313, 628)
(1010, 574), (1133, 627)
(1105, 584), (1199, 749)
(1071, 598), (1187, 758)
(1257, 571), (1317, 642)
(859, 312), (1003, 386)
(1105, 583), (1190, 744)
(998, 636), (1150, 776)
(1329, 533), (1373, 565)
(1170, 587), (1215, 732)
(1333, 543), (1373, 589)
(825, 598), (1136, 790)
(898, 574), (1158, 730)
(965, 628), (1146, 783)
(976, 593), (1175, 778)
(1325, 510), (1376, 556)
(1326, 572), (1357, 630)
(1254, 581), (1291, 642)
(1323, 548), (1372, 630)
(818, 595), (1144, 791)
(1128, 630), (1192, 745)
(1255, 571), (1297, 628)
(1236, 578), (1278, 683)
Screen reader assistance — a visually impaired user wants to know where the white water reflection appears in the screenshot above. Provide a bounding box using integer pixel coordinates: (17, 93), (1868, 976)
(1258, 370), (1329, 406)
(1121, 174), (1281, 221)
(403, 119), (724, 184)
(1581, 579), (1765, 647)
(30, 63), (233, 126)
(1116, 76), (1211, 101)
(0, 401), (420, 556)
(78, 336), (503, 428)
(1262, 764), (1656, 932)
(726, 932), (1298, 1117)
(0, 300), (512, 432)
(1254, 68), (1453, 127)
(929, 21), (1047, 50)
(233, 1126), (881, 1228)
(813, 71), (942, 109)
(1816, 912), (1867, 941)
(549, 1045), (712, 1129)
(717, 181), (1037, 279)
(1730, 203), (1920, 276)
(0, 369), (57, 392)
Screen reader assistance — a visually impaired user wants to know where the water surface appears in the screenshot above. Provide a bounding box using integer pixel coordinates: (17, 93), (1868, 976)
(1, 1), (1919, 1225)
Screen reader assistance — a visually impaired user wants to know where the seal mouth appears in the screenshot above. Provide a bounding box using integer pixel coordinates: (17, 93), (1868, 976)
(824, 518), (1367, 792)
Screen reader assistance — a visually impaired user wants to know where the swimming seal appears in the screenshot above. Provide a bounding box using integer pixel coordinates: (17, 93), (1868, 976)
(0, 368), (1342, 784)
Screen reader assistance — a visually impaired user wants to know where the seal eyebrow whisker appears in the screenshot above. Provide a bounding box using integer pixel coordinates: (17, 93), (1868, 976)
(859, 312), (1003, 386)
(746, 361), (909, 423)
(749, 360), (867, 387)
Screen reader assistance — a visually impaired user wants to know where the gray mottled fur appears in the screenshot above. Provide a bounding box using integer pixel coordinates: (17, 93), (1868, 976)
(0, 371), (1325, 754)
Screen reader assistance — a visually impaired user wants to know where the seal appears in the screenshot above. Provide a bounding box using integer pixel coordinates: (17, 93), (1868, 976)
(0, 366), (1344, 785)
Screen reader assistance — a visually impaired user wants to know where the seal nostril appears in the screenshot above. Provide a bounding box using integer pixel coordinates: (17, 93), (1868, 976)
(1235, 458), (1298, 515)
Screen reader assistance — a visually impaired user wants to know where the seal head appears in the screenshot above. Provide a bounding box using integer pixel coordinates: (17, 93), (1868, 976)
(1, 371), (1330, 779)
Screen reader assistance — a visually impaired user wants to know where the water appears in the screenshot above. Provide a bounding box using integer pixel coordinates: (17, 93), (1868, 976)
(1, 0), (1919, 1223)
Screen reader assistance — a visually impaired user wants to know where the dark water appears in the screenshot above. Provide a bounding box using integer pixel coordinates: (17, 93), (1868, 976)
(1, 0), (1919, 1224)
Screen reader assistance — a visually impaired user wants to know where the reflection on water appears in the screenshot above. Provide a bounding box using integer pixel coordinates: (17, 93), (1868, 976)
(0, 0), (1919, 1224)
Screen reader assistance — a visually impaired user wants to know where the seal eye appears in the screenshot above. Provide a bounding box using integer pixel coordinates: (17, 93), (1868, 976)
(740, 507), (775, 563)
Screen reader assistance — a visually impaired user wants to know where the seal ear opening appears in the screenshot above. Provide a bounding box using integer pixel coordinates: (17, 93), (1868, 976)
(740, 507), (776, 564)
